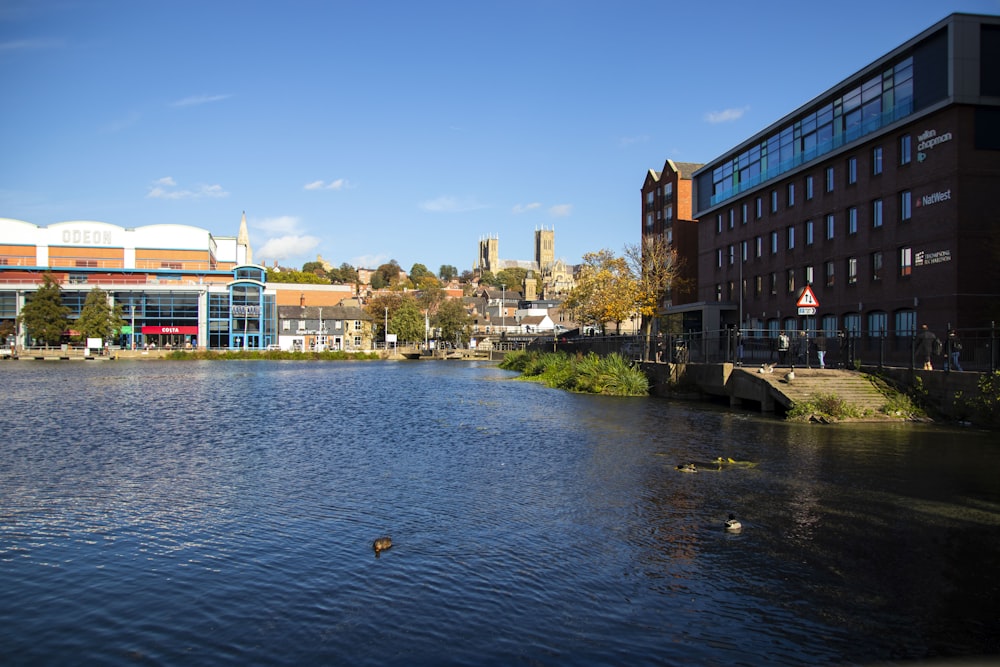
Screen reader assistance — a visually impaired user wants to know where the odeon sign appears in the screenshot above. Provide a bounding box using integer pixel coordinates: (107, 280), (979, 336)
(60, 227), (114, 246)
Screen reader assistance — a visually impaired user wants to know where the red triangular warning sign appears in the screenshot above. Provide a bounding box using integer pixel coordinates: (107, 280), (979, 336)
(796, 285), (820, 308)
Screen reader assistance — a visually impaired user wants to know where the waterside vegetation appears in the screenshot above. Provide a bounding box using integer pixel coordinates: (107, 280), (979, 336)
(500, 350), (649, 396)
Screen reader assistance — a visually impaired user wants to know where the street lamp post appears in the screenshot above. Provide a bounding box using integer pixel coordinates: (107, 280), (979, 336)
(500, 284), (506, 337)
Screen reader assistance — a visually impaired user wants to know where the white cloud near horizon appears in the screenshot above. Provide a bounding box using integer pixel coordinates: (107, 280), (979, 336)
(704, 106), (750, 124)
(304, 178), (349, 191)
(147, 176), (229, 199)
(0, 38), (62, 51)
(171, 94), (232, 108)
(352, 253), (390, 269)
(256, 235), (321, 262)
(250, 215), (321, 263)
(549, 204), (572, 217)
(419, 196), (487, 213)
(512, 202), (542, 214)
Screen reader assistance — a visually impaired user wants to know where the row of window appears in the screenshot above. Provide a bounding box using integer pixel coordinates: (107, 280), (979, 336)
(716, 192), (910, 260)
(709, 56), (913, 205)
(743, 310), (918, 339)
(715, 143), (910, 235)
(716, 246), (914, 300)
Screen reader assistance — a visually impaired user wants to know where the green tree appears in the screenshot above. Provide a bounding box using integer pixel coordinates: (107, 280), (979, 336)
(495, 267), (528, 291)
(625, 234), (686, 358)
(565, 249), (638, 334)
(439, 264), (458, 282)
(370, 260), (405, 289)
(365, 292), (410, 340)
(17, 273), (70, 346)
(329, 262), (359, 285)
(302, 261), (328, 278)
(434, 298), (472, 345)
(76, 287), (125, 342)
(266, 268), (329, 284)
(391, 299), (425, 343)
(409, 263), (432, 282)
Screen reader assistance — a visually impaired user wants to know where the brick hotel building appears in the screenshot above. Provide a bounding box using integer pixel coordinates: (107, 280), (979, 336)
(645, 13), (1000, 363)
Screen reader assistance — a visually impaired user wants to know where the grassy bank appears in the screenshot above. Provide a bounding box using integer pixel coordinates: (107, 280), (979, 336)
(500, 350), (649, 396)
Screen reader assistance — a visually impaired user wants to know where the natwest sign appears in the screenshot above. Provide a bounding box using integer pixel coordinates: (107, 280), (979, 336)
(142, 326), (198, 335)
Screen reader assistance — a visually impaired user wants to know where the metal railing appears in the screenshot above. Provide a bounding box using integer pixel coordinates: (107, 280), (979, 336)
(554, 325), (999, 374)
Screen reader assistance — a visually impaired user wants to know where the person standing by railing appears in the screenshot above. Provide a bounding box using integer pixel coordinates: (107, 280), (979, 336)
(915, 324), (939, 371)
(814, 332), (827, 369)
(946, 329), (963, 371)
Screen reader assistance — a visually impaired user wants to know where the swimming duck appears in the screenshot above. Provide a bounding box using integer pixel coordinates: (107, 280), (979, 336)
(725, 514), (742, 532)
(676, 463), (697, 473)
(372, 536), (393, 556)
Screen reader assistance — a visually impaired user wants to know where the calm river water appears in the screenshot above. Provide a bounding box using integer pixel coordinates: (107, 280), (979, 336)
(1, 360), (998, 666)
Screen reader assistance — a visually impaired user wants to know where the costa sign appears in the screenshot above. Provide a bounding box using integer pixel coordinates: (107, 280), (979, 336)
(142, 326), (198, 334)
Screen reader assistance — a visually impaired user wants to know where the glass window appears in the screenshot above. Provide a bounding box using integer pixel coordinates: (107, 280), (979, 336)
(826, 214), (835, 240)
(787, 183), (795, 207)
(755, 197), (762, 219)
(900, 191), (912, 221)
(716, 214), (723, 234)
(895, 310), (916, 338)
(805, 220), (814, 245)
(770, 272), (778, 295)
(741, 203), (748, 224)
(787, 226), (795, 250)
(848, 207), (858, 235)
(786, 269), (795, 293)
(717, 248), (723, 268)
(900, 247), (912, 276)
(872, 146), (883, 175)
(755, 236), (763, 258)
(872, 251), (883, 281)
(900, 134), (912, 165)
(825, 261), (835, 287)
(873, 199), (883, 228)
(847, 257), (858, 285)
(826, 167), (834, 192)
(868, 311), (887, 337)
(729, 244), (735, 265)
(770, 231), (779, 254)
(729, 209), (735, 229)
(754, 274), (762, 296)
(771, 190), (778, 213)
(805, 175), (814, 200)
(804, 265), (814, 285)
(847, 157), (857, 184)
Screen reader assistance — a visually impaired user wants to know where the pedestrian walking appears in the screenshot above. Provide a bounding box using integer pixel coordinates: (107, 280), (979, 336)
(915, 324), (940, 370)
(777, 331), (790, 366)
(946, 329), (964, 371)
(814, 332), (828, 369)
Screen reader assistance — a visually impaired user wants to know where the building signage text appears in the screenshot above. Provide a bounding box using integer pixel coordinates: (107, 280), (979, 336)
(915, 250), (952, 267)
(60, 228), (114, 246)
(916, 189), (951, 208)
(917, 128), (953, 162)
(231, 305), (261, 317)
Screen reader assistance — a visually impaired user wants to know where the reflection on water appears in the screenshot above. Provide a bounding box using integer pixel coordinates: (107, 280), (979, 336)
(1, 360), (998, 666)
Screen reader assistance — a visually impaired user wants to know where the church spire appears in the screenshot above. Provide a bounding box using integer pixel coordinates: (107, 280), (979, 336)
(237, 211), (253, 265)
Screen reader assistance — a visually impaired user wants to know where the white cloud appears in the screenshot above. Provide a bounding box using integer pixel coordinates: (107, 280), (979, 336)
(304, 178), (348, 191)
(618, 134), (650, 147)
(171, 94), (232, 108)
(549, 204), (572, 217)
(704, 106), (749, 124)
(146, 177), (228, 200)
(0, 38), (62, 51)
(256, 235), (321, 262)
(353, 254), (390, 269)
(512, 202), (542, 214)
(419, 196), (487, 213)
(251, 215), (304, 235)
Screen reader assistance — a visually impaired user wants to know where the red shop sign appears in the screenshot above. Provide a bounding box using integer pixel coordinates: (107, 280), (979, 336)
(142, 326), (199, 335)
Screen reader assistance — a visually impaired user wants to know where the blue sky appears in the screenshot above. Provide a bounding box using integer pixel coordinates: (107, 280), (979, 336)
(2, 0), (997, 274)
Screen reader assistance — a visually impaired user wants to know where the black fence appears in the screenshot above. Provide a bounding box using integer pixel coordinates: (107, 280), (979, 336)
(552, 326), (1000, 373)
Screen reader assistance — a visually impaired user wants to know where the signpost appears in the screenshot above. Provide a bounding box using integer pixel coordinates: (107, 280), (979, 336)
(796, 285), (819, 316)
